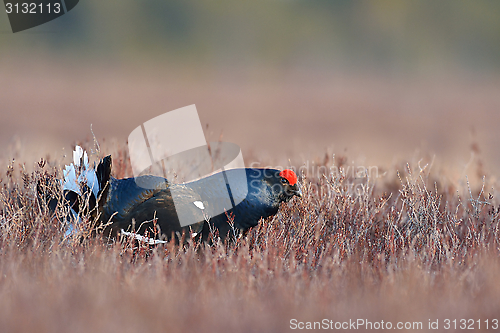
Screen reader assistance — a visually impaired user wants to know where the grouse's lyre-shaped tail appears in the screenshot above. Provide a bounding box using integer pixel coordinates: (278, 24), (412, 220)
(38, 146), (112, 237)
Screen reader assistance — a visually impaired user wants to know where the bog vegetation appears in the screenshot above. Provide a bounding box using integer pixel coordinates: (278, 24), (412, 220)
(0, 143), (499, 332)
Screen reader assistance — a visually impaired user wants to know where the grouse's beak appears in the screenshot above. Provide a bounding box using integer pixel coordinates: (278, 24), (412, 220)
(292, 184), (302, 198)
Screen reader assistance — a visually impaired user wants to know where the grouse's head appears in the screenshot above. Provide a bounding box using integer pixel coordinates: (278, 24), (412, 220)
(250, 168), (301, 203)
(278, 169), (302, 200)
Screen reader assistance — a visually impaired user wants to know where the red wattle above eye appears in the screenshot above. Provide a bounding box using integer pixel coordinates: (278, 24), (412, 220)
(279, 169), (297, 186)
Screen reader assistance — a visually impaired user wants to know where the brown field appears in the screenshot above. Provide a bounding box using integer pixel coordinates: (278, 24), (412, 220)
(1, 141), (500, 332)
(1, 59), (500, 332)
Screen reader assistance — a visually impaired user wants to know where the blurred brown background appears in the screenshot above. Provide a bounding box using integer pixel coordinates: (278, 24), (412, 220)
(1, 1), (500, 177)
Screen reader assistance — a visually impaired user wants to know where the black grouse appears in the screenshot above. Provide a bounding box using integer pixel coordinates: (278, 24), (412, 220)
(48, 146), (302, 242)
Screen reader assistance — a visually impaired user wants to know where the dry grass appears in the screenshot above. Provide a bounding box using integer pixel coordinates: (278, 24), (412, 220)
(1, 144), (500, 333)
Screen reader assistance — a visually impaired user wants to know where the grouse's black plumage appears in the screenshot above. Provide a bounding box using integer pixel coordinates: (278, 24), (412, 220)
(46, 147), (301, 242)
(184, 168), (301, 241)
(100, 175), (206, 240)
(100, 156), (301, 242)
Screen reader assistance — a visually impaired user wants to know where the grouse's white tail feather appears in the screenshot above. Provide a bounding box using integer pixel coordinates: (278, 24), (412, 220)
(63, 145), (99, 198)
(73, 145), (86, 166)
(61, 146), (100, 238)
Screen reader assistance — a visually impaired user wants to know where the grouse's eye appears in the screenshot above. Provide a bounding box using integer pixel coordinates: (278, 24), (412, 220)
(280, 178), (288, 184)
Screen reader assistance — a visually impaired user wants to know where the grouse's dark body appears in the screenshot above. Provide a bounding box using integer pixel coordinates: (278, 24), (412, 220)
(43, 149), (301, 242)
(100, 167), (301, 242)
(184, 168), (300, 241)
(101, 176), (206, 239)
